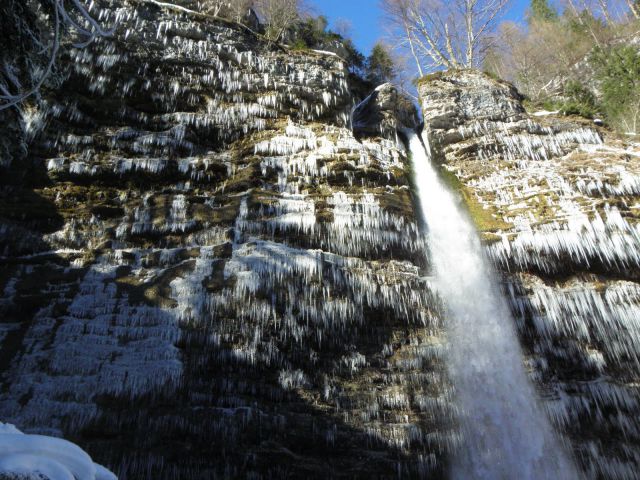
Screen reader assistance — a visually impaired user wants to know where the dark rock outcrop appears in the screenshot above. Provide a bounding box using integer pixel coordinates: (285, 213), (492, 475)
(352, 83), (421, 140)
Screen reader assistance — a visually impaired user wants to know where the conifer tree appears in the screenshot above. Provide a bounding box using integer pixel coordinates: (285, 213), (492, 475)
(366, 43), (396, 85)
(529, 0), (558, 23)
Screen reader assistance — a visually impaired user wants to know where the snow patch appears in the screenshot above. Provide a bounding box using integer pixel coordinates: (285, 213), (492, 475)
(0, 423), (117, 480)
(310, 49), (338, 57)
(532, 110), (560, 116)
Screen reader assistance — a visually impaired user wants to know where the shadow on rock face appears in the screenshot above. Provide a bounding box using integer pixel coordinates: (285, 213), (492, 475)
(352, 84), (421, 141)
(78, 312), (452, 479)
(74, 262), (453, 479)
(0, 6), (455, 479)
(0, 110), (69, 399)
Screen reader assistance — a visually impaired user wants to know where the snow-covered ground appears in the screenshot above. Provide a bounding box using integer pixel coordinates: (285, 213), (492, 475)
(0, 423), (116, 480)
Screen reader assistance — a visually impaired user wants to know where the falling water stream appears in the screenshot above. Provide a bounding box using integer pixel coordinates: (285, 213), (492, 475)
(408, 131), (578, 479)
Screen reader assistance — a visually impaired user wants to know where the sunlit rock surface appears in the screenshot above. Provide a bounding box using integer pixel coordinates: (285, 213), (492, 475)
(418, 69), (640, 480)
(0, 2), (453, 478)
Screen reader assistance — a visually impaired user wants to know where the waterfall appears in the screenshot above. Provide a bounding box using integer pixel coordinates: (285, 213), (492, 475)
(407, 131), (578, 480)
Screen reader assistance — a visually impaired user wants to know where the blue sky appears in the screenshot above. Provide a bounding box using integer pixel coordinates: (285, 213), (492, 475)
(311, 0), (532, 56)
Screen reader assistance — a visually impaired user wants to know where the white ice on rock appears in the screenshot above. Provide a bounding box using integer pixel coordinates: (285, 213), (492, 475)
(42, 3), (354, 179)
(488, 204), (640, 273)
(532, 110), (560, 117)
(452, 121), (640, 275)
(431, 84), (640, 477)
(0, 254), (183, 432)
(0, 423), (116, 480)
(408, 131), (578, 479)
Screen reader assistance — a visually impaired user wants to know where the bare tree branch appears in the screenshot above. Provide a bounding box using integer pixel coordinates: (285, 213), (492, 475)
(254, 0), (299, 42)
(0, 0), (114, 111)
(380, 0), (510, 73)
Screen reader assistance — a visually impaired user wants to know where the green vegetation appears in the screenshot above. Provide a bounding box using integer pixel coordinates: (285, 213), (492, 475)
(289, 38), (309, 51)
(521, 46), (640, 130)
(592, 45), (640, 133)
(437, 166), (512, 234)
(200, 2), (365, 72)
(485, 0), (640, 133)
(365, 43), (396, 85)
(296, 15), (331, 45)
(482, 69), (502, 82)
(560, 80), (599, 119)
(414, 70), (460, 90)
(528, 0), (558, 23)
(287, 15), (364, 72)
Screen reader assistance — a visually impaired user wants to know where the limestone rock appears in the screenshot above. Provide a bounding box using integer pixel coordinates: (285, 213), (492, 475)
(419, 68), (640, 480)
(417, 70), (525, 131)
(352, 83), (421, 139)
(0, 2), (452, 479)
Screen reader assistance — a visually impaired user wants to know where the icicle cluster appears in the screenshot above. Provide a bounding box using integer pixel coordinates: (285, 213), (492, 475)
(30, 0), (352, 172)
(0, 5), (450, 473)
(506, 274), (640, 479)
(420, 70), (640, 480)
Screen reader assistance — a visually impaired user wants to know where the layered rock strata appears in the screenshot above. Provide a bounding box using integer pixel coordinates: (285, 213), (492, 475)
(0, 2), (454, 478)
(419, 69), (640, 480)
(352, 83), (421, 140)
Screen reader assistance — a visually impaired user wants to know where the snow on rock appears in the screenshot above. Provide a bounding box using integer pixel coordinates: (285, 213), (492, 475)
(532, 110), (560, 117)
(0, 423), (116, 480)
(310, 49), (339, 57)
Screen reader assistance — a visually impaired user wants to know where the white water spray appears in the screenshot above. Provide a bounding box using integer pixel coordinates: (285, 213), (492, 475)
(408, 131), (578, 480)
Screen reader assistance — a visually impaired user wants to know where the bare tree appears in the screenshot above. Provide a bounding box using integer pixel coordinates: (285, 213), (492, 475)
(1, 0), (113, 112)
(596, 0), (614, 23)
(561, 0), (640, 46)
(227, 0), (257, 23)
(381, 0), (510, 72)
(564, 0), (635, 23)
(380, 0), (425, 75)
(627, 0), (640, 19)
(570, 0), (639, 29)
(254, 0), (300, 42)
(563, 0), (606, 45)
(196, 0), (258, 22)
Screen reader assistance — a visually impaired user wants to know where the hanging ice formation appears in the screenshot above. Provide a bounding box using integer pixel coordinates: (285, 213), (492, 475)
(1, 0), (639, 477)
(0, 1), (456, 478)
(408, 130), (578, 479)
(417, 69), (640, 480)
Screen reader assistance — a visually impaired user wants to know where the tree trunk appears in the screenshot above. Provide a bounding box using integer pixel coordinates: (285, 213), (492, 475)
(465, 1), (475, 68)
(403, 21), (424, 77)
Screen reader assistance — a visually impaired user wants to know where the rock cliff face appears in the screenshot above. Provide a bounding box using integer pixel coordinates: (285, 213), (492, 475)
(351, 83), (421, 140)
(0, 2), (454, 478)
(6, 4), (637, 477)
(418, 70), (640, 480)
